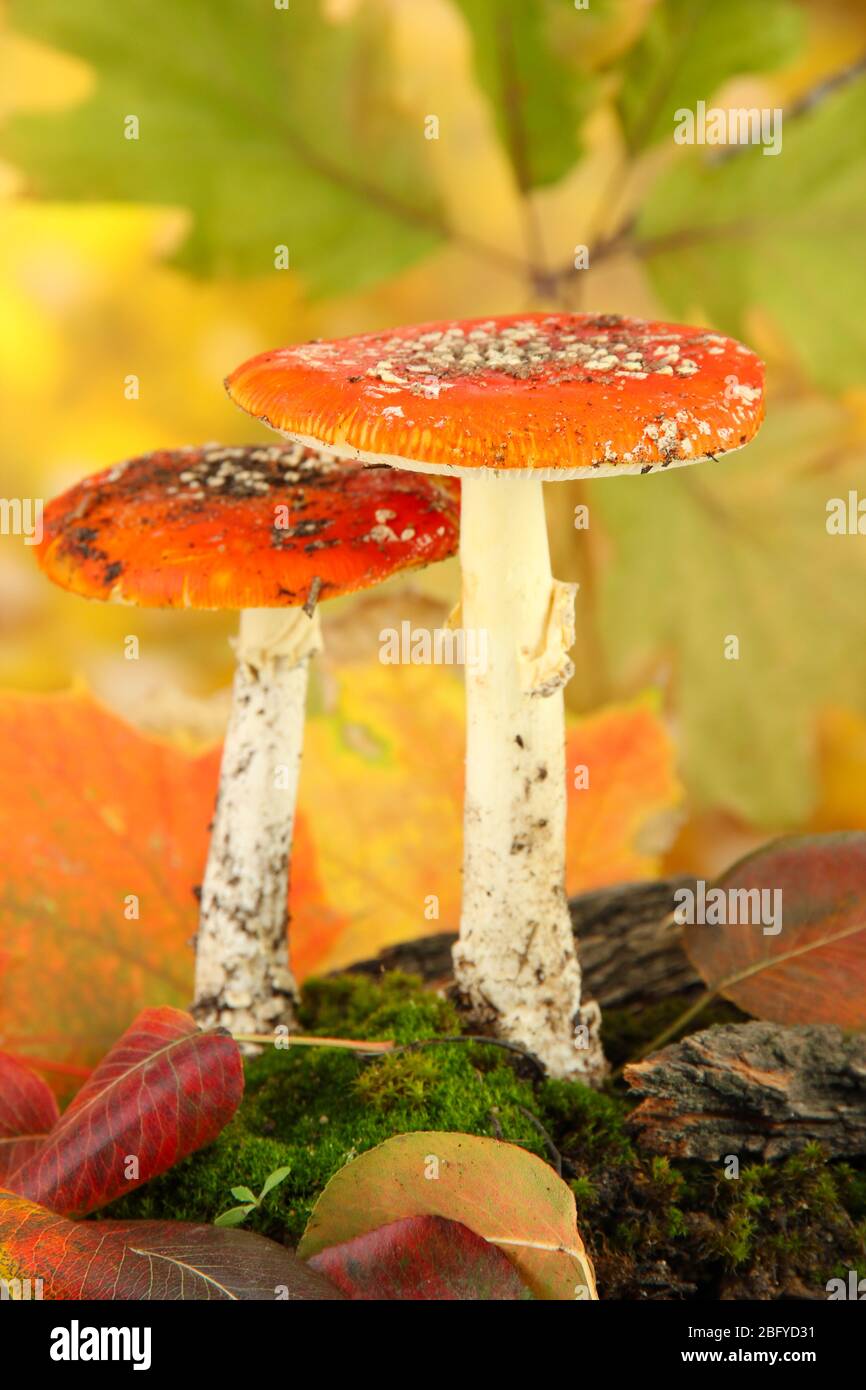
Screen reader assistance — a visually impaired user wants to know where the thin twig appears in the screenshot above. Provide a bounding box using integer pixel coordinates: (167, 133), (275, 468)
(622, 987), (718, 1076)
(231, 1029), (547, 1076)
(550, 55), (866, 294)
(518, 1106), (563, 1177)
(710, 50), (866, 166)
(231, 1032), (394, 1054)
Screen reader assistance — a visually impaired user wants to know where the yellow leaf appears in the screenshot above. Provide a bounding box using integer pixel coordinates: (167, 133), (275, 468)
(294, 666), (683, 974)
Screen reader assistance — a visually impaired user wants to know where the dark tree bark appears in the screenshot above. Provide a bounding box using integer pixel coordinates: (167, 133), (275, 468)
(344, 930), (457, 985)
(570, 877), (700, 1007)
(341, 876), (701, 1009)
(625, 1021), (866, 1160)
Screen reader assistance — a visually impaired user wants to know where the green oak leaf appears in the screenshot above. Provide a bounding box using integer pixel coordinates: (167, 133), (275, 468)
(3, 0), (442, 293)
(637, 79), (866, 391)
(617, 0), (802, 151)
(452, 0), (592, 189)
(594, 400), (866, 826)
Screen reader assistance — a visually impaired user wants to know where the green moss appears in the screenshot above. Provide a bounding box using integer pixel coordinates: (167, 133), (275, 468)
(99, 972), (866, 1298)
(353, 1052), (441, 1110)
(103, 973), (547, 1244)
(569, 1175), (597, 1206)
(538, 1077), (632, 1166)
(706, 1144), (866, 1288)
(298, 972), (457, 1042)
(586, 1142), (866, 1299)
(833, 1163), (866, 1222)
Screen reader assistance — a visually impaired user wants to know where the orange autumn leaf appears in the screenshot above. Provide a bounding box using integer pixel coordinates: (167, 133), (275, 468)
(0, 688), (343, 1077)
(0, 676), (682, 1067)
(294, 667), (683, 973)
(287, 807), (349, 979)
(292, 662), (467, 975)
(0, 690), (216, 1074)
(565, 695), (684, 894)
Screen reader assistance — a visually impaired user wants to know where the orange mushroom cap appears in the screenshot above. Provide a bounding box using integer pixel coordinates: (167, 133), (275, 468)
(226, 312), (765, 477)
(36, 443), (459, 609)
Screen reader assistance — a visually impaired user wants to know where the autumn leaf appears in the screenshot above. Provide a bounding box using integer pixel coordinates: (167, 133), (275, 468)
(638, 78), (866, 391)
(308, 1213), (531, 1300)
(2, 0), (442, 292)
(565, 693), (682, 892)
(616, 0), (802, 151)
(810, 707), (866, 833)
(298, 1131), (597, 1301)
(0, 689), (220, 1070)
(5, 1008), (243, 1216)
(295, 665), (682, 973)
(595, 400), (866, 826)
(292, 661), (465, 975)
(0, 1191), (342, 1300)
(683, 832), (866, 1026)
(452, 0), (591, 190)
(0, 684), (346, 1068)
(0, 677), (680, 1057)
(0, 1055), (58, 1182)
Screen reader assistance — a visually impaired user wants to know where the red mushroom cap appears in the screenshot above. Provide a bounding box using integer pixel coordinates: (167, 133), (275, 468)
(226, 312), (765, 477)
(36, 443), (459, 609)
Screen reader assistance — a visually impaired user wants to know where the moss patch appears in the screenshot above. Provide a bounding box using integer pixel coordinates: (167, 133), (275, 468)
(103, 974), (546, 1245)
(100, 973), (866, 1298)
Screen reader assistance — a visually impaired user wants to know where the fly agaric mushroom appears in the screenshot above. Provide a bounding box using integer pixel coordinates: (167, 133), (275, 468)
(226, 313), (765, 1080)
(36, 442), (459, 1036)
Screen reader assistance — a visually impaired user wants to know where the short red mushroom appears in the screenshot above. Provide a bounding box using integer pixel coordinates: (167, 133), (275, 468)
(36, 443), (459, 1036)
(226, 313), (765, 1080)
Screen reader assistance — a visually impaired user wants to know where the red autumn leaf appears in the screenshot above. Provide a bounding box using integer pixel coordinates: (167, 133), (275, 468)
(6, 1007), (243, 1216)
(683, 832), (866, 1026)
(308, 1214), (531, 1300)
(0, 1191), (343, 1300)
(0, 1053), (58, 1182)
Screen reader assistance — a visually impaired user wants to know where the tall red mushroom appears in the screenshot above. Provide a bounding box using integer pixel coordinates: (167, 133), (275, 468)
(226, 314), (765, 1081)
(36, 443), (459, 1037)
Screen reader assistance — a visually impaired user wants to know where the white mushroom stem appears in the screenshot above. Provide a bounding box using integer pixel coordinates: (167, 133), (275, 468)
(453, 473), (606, 1082)
(192, 605), (322, 1039)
